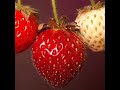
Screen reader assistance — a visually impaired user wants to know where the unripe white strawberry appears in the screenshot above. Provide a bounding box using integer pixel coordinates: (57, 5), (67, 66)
(75, 2), (105, 52)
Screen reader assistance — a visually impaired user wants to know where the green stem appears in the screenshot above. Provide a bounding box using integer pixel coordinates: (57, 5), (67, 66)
(90, 0), (95, 6)
(51, 0), (59, 25)
(18, 0), (22, 8)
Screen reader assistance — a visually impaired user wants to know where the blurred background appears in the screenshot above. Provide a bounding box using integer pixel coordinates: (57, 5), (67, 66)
(15, 0), (105, 90)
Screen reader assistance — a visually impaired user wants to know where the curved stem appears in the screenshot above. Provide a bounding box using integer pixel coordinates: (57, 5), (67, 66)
(51, 0), (59, 25)
(18, 0), (22, 8)
(90, 0), (95, 6)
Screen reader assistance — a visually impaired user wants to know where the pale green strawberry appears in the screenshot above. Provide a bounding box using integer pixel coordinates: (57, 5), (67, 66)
(75, 2), (105, 52)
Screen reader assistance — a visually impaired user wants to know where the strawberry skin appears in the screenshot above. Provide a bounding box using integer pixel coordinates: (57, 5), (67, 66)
(32, 29), (85, 87)
(75, 2), (105, 52)
(15, 10), (38, 53)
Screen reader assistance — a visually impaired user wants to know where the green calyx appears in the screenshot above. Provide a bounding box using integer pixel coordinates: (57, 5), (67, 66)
(77, 2), (105, 15)
(48, 16), (67, 29)
(15, 0), (37, 20)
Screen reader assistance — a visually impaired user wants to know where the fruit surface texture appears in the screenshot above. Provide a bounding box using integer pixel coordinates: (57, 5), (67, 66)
(32, 29), (85, 87)
(75, 5), (105, 52)
(15, 9), (38, 53)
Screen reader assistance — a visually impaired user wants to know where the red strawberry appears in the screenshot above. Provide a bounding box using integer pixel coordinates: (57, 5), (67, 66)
(15, 1), (38, 53)
(32, 18), (85, 88)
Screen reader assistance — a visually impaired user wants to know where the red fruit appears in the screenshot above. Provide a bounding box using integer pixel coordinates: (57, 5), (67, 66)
(32, 29), (85, 88)
(15, 3), (38, 53)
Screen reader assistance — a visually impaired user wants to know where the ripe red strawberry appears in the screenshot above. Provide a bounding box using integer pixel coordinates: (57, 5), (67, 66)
(32, 19), (85, 88)
(15, 1), (38, 53)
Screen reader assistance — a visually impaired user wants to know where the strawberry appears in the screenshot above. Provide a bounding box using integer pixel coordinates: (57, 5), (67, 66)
(15, 1), (38, 53)
(32, 18), (85, 88)
(75, 2), (105, 52)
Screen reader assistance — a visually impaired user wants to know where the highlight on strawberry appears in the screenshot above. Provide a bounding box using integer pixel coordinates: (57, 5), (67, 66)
(31, 0), (86, 88)
(15, 0), (38, 53)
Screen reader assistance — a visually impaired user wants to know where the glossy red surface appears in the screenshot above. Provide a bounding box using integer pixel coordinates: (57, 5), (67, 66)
(32, 29), (85, 87)
(15, 0), (105, 90)
(15, 10), (38, 53)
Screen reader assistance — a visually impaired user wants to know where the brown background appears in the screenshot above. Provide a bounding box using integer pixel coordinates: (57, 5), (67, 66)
(15, 0), (105, 90)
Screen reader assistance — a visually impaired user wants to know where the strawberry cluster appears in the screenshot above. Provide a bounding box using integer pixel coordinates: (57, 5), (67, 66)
(15, 0), (105, 88)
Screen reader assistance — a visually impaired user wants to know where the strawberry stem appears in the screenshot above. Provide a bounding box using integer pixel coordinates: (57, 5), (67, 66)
(18, 0), (22, 9)
(90, 0), (95, 6)
(51, 0), (59, 25)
